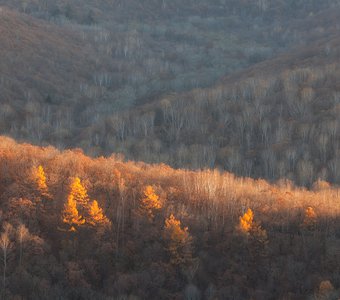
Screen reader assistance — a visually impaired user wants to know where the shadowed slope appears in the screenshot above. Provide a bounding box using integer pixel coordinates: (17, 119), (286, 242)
(0, 7), (96, 102)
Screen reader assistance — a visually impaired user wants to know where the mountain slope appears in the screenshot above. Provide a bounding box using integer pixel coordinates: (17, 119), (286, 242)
(99, 24), (340, 186)
(0, 135), (339, 298)
(0, 8), (105, 147)
(1, 2), (340, 185)
(0, 8), (96, 101)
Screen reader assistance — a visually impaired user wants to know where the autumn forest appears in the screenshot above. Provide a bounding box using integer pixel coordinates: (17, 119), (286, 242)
(1, 136), (340, 299)
(2, 0), (340, 299)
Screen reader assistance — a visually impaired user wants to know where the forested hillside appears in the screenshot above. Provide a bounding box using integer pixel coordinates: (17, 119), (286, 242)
(3, 1), (340, 299)
(1, 1), (340, 186)
(106, 32), (340, 187)
(0, 136), (340, 299)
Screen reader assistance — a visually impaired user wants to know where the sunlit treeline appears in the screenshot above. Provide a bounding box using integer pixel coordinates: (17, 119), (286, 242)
(0, 136), (340, 298)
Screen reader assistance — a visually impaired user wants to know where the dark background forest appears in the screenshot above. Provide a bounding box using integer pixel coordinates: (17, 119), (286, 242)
(1, 0), (340, 299)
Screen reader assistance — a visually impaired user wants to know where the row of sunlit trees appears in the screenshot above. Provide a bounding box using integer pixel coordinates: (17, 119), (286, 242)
(33, 165), (110, 230)
(32, 164), (320, 267)
(0, 159), (326, 298)
(31, 165), (321, 268)
(31, 165), (195, 267)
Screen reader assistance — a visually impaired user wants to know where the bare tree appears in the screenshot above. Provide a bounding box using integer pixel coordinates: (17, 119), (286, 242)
(17, 224), (29, 268)
(316, 133), (329, 164)
(297, 159), (315, 186)
(0, 223), (13, 290)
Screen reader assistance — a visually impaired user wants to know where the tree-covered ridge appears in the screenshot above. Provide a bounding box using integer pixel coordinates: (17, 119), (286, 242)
(1, 3), (340, 185)
(0, 136), (340, 298)
(0, 2), (339, 142)
(93, 37), (340, 186)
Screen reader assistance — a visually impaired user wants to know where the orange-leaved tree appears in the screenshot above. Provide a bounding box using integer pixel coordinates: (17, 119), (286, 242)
(33, 165), (49, 196)
(163, 214), (192, 266)
(87, 200), (110, 226)
(69, 177), (89, 210)
(140, 185), (162, 220)
(238, 208), (268, 258)
(62, 194), (85, 231)
(301, 206), (317, 230)
(239, 208), (254, 234)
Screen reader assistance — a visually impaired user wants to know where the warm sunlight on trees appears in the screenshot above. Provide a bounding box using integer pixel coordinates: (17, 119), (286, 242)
(62, 195), (85, 231)
(36, 165), (47, 191)
(163, 214), (192, 266)
(4, 136), (340, 297)
(239, 208), (254, 234)
(313, 179), (331, 191)
(238, 208), (268, 257)
(69, 177), (89, 209)
(33, 165), (49, 196)
(140, 185), (162, 220)
(65, 177), (111, 229)
(301, 206), (317, 230)
(87, 200), (110, 226)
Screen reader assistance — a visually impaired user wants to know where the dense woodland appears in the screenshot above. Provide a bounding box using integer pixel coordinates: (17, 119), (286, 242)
(2, 1), (340, 185)
(2, 1), (340, 299)
(0, 136), (340, 299)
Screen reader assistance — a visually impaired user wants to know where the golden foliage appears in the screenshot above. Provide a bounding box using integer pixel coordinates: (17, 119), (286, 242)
(69, 177), (89, 208)
(163, 214), (192, 266)
(140, 185), (162, 219)
(301, 206), (317, 230)
(238, 208), (268, 257)
(87, 200), (110, 226)
(239, 208), (254, 234)
(313, 179), (331, 191)
(34, 165), (49, 195)
(62, 194), (85, 231)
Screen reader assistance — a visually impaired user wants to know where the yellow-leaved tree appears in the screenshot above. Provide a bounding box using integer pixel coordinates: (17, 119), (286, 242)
(62, 195), (85, 231)
(238, 208), (268, 258)
(140, 185), (162, 220)
(69, 177), (89, 210)
(62, 178), (111, 230)
(163, 214), (192, 266)
(33, 165), (49, 196)
(239, 208), (254, 234)
(87, 200), (110, 226)
(301, 206), (317, 230)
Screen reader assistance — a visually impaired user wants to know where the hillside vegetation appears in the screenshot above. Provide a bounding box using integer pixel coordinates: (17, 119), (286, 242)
(3, 1), (340, 299)
(1, 2), (340, 187)
(84, 28), (340, 187)
(0, 136), (340, 299)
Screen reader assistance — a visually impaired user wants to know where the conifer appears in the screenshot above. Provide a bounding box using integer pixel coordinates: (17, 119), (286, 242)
(69, 177), (89, 210)
(301, 206), (317, 230)
(33, 165), (49, 197)
(140, 185), (162, 220)
(163, 214), (192, 266)
(62, 194), (85, 231)
(87, 200), (110, 226)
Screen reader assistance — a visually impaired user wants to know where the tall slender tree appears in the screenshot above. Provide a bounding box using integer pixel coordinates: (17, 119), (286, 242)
(163, 214), (192, 266)
(140, 186), (162, 220)
(87, 200), (110, 226)
(62, 195), (85, 231)
(69, 177), (89, 213)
